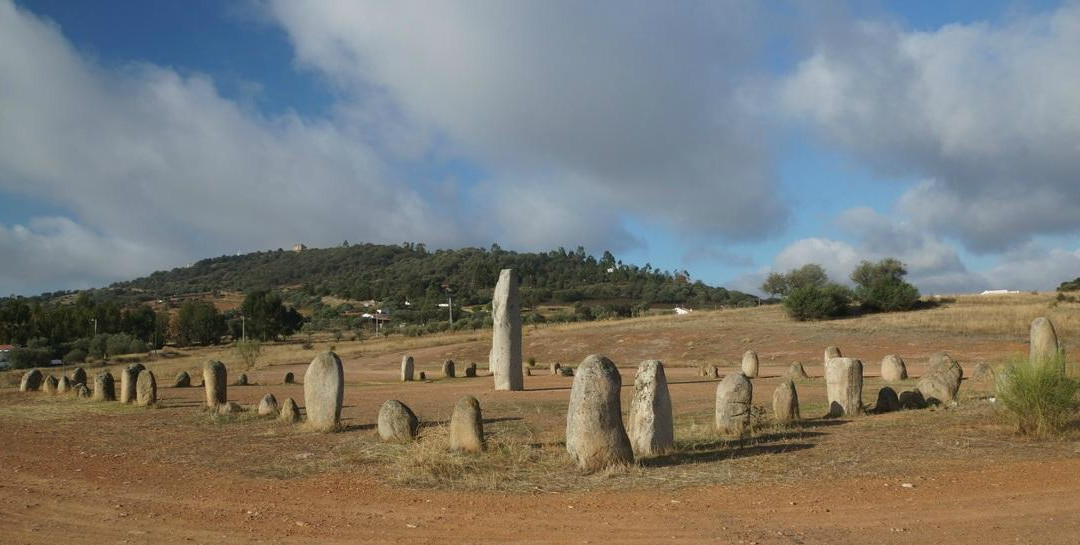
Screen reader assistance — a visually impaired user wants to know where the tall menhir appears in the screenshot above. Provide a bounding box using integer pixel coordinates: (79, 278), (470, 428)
(490, 268), (523, 391)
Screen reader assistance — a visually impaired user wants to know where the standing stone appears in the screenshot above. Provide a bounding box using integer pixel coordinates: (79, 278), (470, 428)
(550, 362), (561, 375)
(449, 395), (485, 452)
(490, 269), (524, 391)
(279, 397), (300, 423)
(173, 371), (191, 388)
(75, 383), (91, 398)
(216, 402), (242, 415)
(874, 387), (900, 413)
(881, 355), (908, 381)
(283, 371), (295, 384)
(565, 355), (633, 471)
(419, 371), (427, 380)
(741, 350), (759, 378)
(257, 393), (279, 416)
(973, 362), (995, 382)
(715, 372), (753, 435)
(898, 389), (926, 410)
(628, 360), (674, 458)
(71, 367), (87, 386)
(20, 369), (43, 392)
(202, 360), (227, 408)
(558, 367), (574, 377)
(465, 363), (477, 378)
(43, 375), (58, 394)
(303, 351), (344, 432)
(825, 357), (863, 417)
(57, 376), (72, 395)
(135, 370), (157, 406)
(1030, 317), (1063, 369)
(707, 365), (720, 379)
(378, 400), (419, 442)
(442, 359), (456, 378)
(400, 355), (414, 382)
(120, 364), (144, 404)
(824, 346), (842, 364)
(786, 362), (808, 379)
(917, 352), (963, 404)
(93, 372), (115, 401)
(772, 380), (800, 423)
(235, 373), (248, 386)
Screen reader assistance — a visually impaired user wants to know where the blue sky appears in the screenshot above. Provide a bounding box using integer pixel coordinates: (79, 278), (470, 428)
(2, 0), (1078, 296)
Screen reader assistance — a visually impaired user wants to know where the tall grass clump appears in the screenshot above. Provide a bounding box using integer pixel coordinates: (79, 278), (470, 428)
(995, 355), (1080, 438)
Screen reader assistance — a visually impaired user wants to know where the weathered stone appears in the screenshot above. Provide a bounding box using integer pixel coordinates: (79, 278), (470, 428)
(465, 363), (477, 378)
(449, 395), (485, 452)
(715, 372), (753, 435)
(93, 372), (115, 401)
(120, 364), (144, 404)
(898, 389), (926, 410)
(135, 370), (157, 406)
(628, 360), (674, 458)
(973, 362), (995, 382)
(279, 397), (300, 423)
(400, 355), (414, 382)
(881, 355), (907, 381)
(19, 369), (43, 392)
(304, 351), (344, 432)
(490, 269), (523, 391)
(283, 371), (295, 384)
(442, 359), (456, 378)
(825, 357), (863, 417)
(741, 350), (759, 378)
(558, 367), (574, 377)
(918, 352), (963, 404)
(786, 362), (808, 379)
(566, 355), (634, 471)
(874, 387), (900, 413)
(378, 400), (419, 442)
(550, 362), (561, 375)
(257, 393), (279, 416)
(235, 373), (248, 386)
(56, 376), (72, 395)
(1030, 317), (1063, 369)
(42, 375), (58, 394)
(173, 371), (191, 388)
(824, 345), (842, 363)
(419, 371), (427, 380)
(71, 367), (87, 386)
(74, 383), (91, 398)
(524, 366), (532, 377)
(772, 380), (800, 423)
(202, 360), (227, 408)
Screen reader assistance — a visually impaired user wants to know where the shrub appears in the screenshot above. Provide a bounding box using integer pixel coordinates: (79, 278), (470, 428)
(7, 347), (53, 369)
(63, 348), (88, 364)
(234, 339), (262, 370)
(851, 258), (920, 312)
(995, 355), (1080, 438)
(783, 283), (852, 321)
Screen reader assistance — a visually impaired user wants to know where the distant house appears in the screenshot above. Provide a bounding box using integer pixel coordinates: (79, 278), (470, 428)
(674, 306), (692, 315)
(0, 344), (12, 368)
(980, 290), (1020, 295)
(293, 243), (307, 252)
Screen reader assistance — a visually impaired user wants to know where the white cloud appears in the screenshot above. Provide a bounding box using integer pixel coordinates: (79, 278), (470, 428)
(780, 5), (1080, 252)
(266, 0), (788, 242)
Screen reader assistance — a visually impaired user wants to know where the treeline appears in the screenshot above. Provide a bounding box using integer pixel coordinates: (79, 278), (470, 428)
(114, 243), (757, 310)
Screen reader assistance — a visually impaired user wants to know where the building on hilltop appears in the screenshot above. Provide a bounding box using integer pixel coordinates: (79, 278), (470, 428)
(293, 243), (307, 252)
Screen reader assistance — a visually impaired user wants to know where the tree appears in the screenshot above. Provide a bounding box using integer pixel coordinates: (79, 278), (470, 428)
(176, 301), (226, 346)
(240, 290), (304, 341)
(850, 258), (920, 312)
(783, 283), (853, 321)
(761, 264), (828, 298)
(233, 339), (262, 370)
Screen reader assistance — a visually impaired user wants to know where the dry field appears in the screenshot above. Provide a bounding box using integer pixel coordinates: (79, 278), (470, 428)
(3, 293), (1080, 544)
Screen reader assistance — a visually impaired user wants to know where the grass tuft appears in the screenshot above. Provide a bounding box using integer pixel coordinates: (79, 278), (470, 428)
(994, 355), (1080, 438)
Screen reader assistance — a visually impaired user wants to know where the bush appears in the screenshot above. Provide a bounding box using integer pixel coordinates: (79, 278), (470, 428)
(7, 347), (52, 369)
(783, 283), (852, 321)
(234, 339), (262, 370)
(63, 348), (88, 364)
(850, 258), (920, 312)
(995, 355), (1080, 438)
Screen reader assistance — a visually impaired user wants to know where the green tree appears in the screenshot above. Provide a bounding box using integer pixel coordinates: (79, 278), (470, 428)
(850, 258), (920, 312)
(240, 290), (304, 341)
(783, 283), (853, 321)
(176, 301), (226, 346)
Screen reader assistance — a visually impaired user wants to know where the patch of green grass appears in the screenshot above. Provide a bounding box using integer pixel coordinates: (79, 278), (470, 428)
(994, 355), (1080, 438)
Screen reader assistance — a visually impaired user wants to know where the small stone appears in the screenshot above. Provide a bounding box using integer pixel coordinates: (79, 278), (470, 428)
(741, 350), (759, 378)
(419, 371), (427, 380)
(173, 371), (191, 388)
(449, 395), (485, 452)
(442, 359), (456, 378)
(715, 372), (752, 435)
(71, 367), (87, 386)
(881, 355), (907, 381)
(874, 387), (900, 413)
(786, 362), (808, 379)
(898, 389), (926, 410)
(378, 400), (419, 442)
(257, 393), (279, 416)
(279, 397), (300, 423)
(550, 362), (561, 375)
(93, 372), (115, 401)
(401, 355), (415, 382)
(465, 363), (478, 378)
(283, 371), (295, 384)
(74, 383), (91, 398)
(772, 379), (800, 423)
(57, 376), (72, 395)
(824, 346), (842, 364)
(972, 362), (995, 382)
(216, 401), (242, 415)
(19, 369), (43, 392)
(235, 373), (248, 386)
(42, 375), (58, 395)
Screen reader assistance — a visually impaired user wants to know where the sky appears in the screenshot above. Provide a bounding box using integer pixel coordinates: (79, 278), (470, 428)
(2, 0), (1079, 297)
